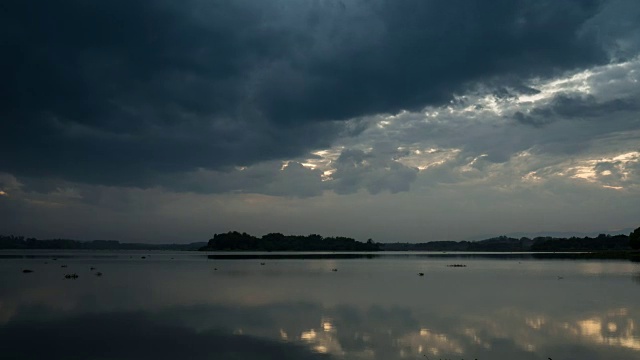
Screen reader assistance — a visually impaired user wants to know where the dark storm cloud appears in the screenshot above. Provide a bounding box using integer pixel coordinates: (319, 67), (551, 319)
(1, 0), (611, 189)
(548, 95), (640, 118)
(515, 94), (640, 127)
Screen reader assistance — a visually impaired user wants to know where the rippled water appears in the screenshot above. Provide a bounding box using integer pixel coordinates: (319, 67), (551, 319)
(1, 251), (639, 359)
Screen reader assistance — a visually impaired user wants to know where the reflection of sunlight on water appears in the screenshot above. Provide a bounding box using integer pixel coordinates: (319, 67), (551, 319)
(306, 260), (339, 272)
(578, 262), (606, 275)
(455, 308), (640, 355)
(525, 315), (546, 330)
(300, 329), (316, 341)
(518, 308), (640, 352)
(578, 319), (601, 337)
(576, 262), (638, 276)
(299, 319), (345, 357)
(463, 327), (491, 349)
(574, 314), (640, 350)
(322, 318), (333, 332)
(395, 328), (464, 357)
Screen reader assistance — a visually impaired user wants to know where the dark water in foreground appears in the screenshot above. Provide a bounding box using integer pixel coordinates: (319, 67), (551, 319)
(1, 251), (639, 360)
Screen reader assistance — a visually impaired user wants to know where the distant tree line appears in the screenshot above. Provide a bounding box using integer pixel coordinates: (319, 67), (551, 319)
(0, 235), (206, 250)
(382, 236), (535, 252)
(3, 226), (639, 252)
(382, 230), (638, 252)
(199, 231), (380, 251)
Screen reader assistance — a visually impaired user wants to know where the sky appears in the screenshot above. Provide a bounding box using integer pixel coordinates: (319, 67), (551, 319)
(1, 0), (640, 243)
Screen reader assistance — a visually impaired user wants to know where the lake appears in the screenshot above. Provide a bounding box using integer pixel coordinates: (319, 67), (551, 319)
(1, 251), (639, 359)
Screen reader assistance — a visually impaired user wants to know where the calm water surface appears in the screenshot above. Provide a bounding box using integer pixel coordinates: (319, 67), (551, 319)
(1, 251), (639, 359)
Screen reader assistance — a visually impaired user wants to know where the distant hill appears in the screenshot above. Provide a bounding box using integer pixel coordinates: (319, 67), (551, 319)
(0, 235), (206, 251)
(462, 228), (634, 242)
(502, 228), (635, 240)
(381, 234), (631, 252)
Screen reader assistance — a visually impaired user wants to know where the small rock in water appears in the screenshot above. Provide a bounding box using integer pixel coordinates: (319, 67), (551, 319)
(61, 265), (68, 268)
(418, 273), (424, 276)
(95, 272), (103, 277)
(22, 269), (34, 273)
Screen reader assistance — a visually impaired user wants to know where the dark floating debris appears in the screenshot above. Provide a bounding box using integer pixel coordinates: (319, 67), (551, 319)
(418, 273), (424, 276)
(61, 265), (68, 268)
(260, 262), (265, 265)
(64, 273), (79, 279)
(90, 267), (96, 271)
(95, 272), (103, 277)
(22, 269), (34, 273)
(446, 264), (467, 267)
(557, 276), (564, 280)
(214, 268), (218, 271)
(52, 258), (57, 261)
(141, 256), (146, 259)
(331, 268), (338, 272)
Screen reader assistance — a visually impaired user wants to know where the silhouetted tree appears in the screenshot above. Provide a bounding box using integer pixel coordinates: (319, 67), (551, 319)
(630, 227), (640, 250)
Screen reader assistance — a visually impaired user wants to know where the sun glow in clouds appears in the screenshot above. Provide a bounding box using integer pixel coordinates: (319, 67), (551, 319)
(566, 151), (640, 189)
(274, 55), (640, 196)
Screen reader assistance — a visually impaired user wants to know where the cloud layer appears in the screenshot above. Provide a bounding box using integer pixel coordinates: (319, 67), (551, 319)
(1, 0), (613, 188)
(2, 0), (640, 241)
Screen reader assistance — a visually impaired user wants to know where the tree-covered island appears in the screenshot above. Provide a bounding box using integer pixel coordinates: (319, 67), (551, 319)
(199, 231), (380, 251)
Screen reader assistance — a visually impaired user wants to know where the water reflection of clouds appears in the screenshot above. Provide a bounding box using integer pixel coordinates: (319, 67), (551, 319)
(233, 304), (638, 358)
(2, 302), (640, 359)
(0, 311), (331, 360)
(468, 308), (640, 355)
(400, 328), (465, 357)
(574, 312), (639, 350)
(2, 256), (640, 359)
